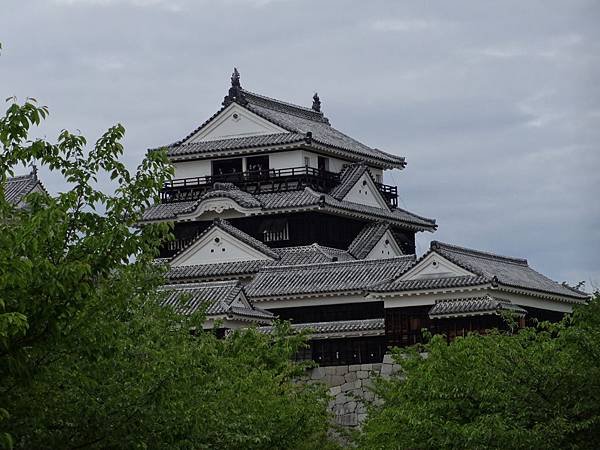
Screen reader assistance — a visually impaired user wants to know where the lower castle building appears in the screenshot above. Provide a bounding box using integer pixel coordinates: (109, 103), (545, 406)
(138, 70), (588, 366)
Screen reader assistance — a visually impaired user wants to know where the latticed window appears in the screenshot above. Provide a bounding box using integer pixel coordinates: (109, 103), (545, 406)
(260, 219), (289, 242)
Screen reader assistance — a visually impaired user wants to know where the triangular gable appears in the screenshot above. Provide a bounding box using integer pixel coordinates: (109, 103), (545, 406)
(398, 251), (475, 281)
(228, 289), (254, 310)
(342, 172), (390, 210)
(184, 103), (288, 144)
(171, 226), (276, 267)
(365, 230), (403, 260)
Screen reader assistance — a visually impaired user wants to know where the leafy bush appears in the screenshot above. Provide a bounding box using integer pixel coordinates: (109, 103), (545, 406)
(359, 294), (600, 450)
(0, 100), (334, 449)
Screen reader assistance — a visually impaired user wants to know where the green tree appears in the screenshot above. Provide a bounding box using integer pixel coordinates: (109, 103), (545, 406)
(358, 294), (600, 450)
(0, 99), (334, 449)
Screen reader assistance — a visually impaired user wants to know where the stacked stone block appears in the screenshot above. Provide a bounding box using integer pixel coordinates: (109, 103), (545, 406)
(307, 354), (401, 428)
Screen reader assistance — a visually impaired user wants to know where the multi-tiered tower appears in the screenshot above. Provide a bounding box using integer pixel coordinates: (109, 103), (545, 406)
(140, 70), (588, 366)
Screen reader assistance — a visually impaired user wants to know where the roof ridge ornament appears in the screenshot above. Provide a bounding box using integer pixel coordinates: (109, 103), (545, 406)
(312, 92), (321, 112)
(231, 67), (241, 88)
(222, 67), (248, 107)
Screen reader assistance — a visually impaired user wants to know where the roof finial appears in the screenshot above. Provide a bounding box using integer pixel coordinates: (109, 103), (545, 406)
(312, 92), (321, 112)
(222, 67), (247, 107)
(231, 67), (241, 88)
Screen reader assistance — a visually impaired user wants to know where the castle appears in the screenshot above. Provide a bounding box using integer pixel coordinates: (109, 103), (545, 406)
(136, 69), (588, 366)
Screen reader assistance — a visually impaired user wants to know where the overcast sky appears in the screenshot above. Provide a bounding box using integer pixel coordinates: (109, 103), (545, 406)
(2, 0), (599, 288)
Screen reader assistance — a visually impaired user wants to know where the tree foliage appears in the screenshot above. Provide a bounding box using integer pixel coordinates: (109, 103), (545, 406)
(359, 294), (600, 450)
(0, 99), (334, 449)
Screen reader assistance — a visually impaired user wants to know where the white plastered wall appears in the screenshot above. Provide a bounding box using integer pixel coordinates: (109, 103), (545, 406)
(269, 150), (305, 169)
(173, 160), (212, 179)
(301, 150), (351, 173)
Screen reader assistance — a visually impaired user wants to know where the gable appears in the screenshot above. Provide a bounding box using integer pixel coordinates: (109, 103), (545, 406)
(399, 252), (474, 281)
(342, 173), (389, 209)
(365, 230), (403, 260)
(179, 198), (253, 221)
(185, 103), (288, 143)
(229, 290), (255, 310)
(171, 227), (275, 267)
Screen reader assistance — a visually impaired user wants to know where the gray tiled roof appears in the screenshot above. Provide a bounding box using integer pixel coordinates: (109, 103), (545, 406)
(141, 183), (260, 221)
(253, 188), (436, 230)
(229, 305), (275, 320)
(348, 222), (390, 259)
(141, 200), (197, 221)
(167, 260), (274, 282)
(258, 318), (385, 338)
(371, 275), (490, 292)
(200, 183), (261, 208)
(321, 194), (436, 230)
(3, 171), (45, 205)
(141, 186), (437, 231)
(329, 163), (371, 200)
(428, 295), (527, 319)
(275, 244), (354, 265)
(165, 244), (353, 282)
(171, 218), (280, 262)
(253, 188), (320, 209)
(246, 255), (415, 299)
(160, 280), (273, 322)
(242, 90), (328, 122)
(165, 133), (305, 158)
(430, 241), (589, 300)
(241, 90), (406, 168)
(160, 87), (406, 168)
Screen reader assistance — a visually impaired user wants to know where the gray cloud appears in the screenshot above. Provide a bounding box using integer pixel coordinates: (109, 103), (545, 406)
(1, 0), (598, 287)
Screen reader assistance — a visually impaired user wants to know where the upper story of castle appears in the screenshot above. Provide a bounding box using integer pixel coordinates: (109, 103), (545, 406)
(152, 69), (407, 209)
(140, 70), (436, 256)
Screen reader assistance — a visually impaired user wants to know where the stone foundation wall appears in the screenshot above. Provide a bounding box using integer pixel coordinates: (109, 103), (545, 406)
(306, 354), (401, 428)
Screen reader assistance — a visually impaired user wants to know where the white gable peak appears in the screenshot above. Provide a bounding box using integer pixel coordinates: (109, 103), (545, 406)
(171, 227), (274, 267)
(185, 103), (288, 143)
(343, 173), (389, 210)
(366, 230), (403, 260)
(399, 252), (474, 281)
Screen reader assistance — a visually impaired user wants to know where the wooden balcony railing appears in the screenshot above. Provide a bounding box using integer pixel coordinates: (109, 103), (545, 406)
(160, 166), (399, 208)
(161, 166), (340, 203)
(374, 181), (398, 208)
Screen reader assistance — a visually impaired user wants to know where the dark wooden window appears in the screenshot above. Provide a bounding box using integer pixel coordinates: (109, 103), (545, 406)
(246, 155), (269, 178)
(434, 316), (505, 342)
(317, 156), (329, 172)
(258, 218), (289, 242)
(231, 213), (367, 249)
(385, 307), (432, 348)
(524, 306), (566, 324)
(212, 158), (242, 181)
(275, 302), (384, 324)
(386, 306), (526, 347)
